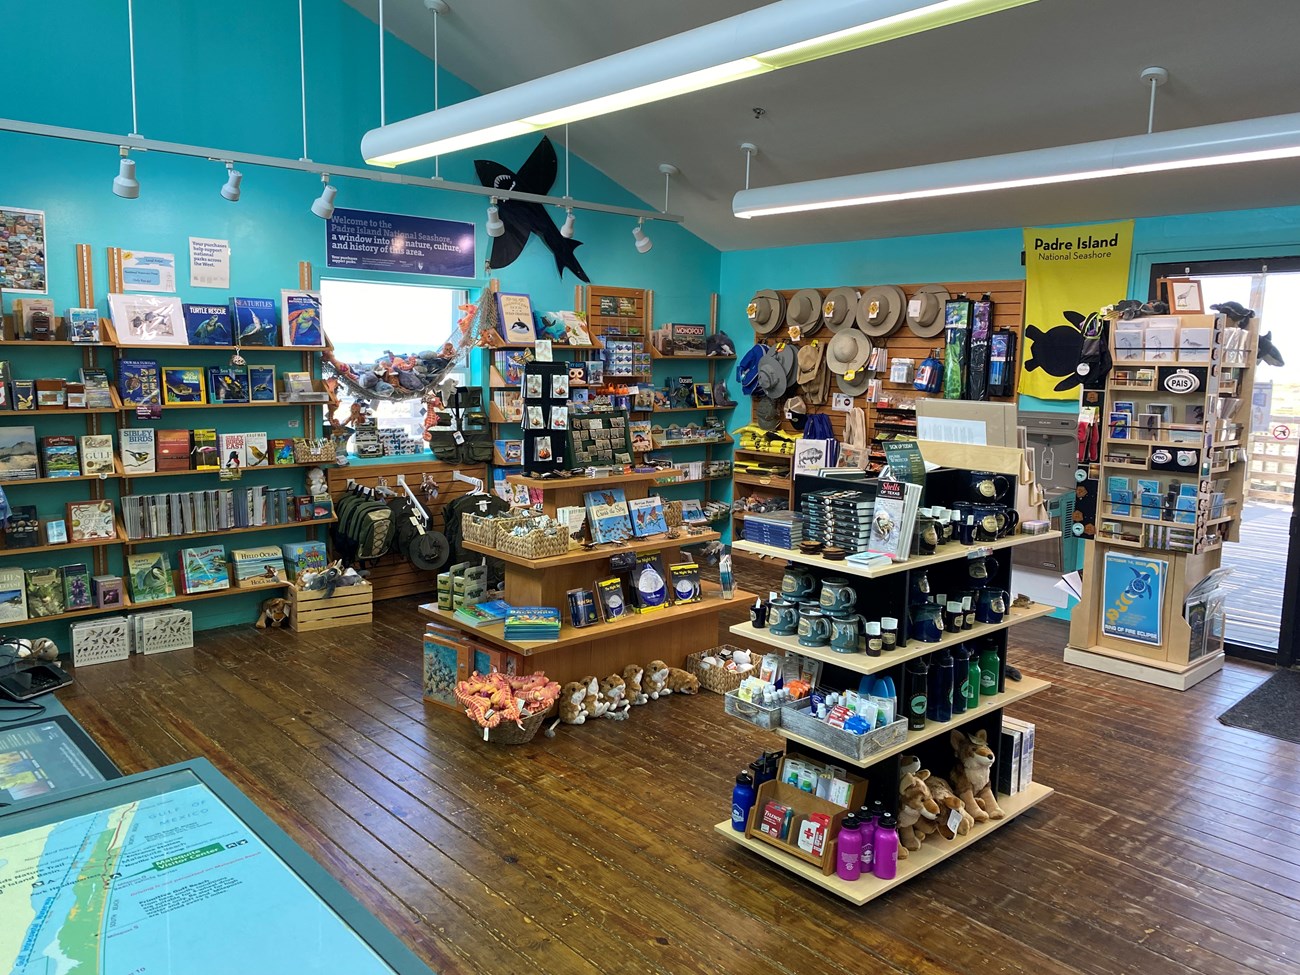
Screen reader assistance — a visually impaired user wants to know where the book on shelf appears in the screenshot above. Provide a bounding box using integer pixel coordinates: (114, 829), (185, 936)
(161, 366), (205, 404)
(281, 540), (326, 581)
(120, 428), (156, 474)
(44, 519), (67, 545)
(0, 360), (9, 409)
(66, 500), (116, 542)
(118, 358), (161, 404)
(78, 367), (114, 408)
(668, 562), (701, 604)
(679, 499), (707, 525)
(584, 487), (633, 544)
(454, 599), (512, 628)
(627, 495), (668, 537)
(0, 426), (38, 480)
(183, 303), (233, 345)
(4, 505), (39, 548)
(62, 563), (92, 610)
(229, 297), (279, 346)
(244, 432), (270, 467)
(630, 552), (669, 613)
(867, 477), (921, 561)
(192, 429), (219, 470)
(40, 435), (81, 478)
(0, 567), (27, 622)
(156, 429), (193, 472)
(502, 605), (562, 642)
(247, 365), (277, 401)
(79, 434), (116, 475)
(269, 438), (295, 465)
(496, 293), (536, 343)
(595, 577), (628, 622)
(25, 566), (65, 617)
(218, 433), (246, 469)
(125, 552), (175, 603)
(179, 545), (231, 593)
(207, 366), (250, 403)
(67, 308), (101, 344)
(280, 290), (324, 347)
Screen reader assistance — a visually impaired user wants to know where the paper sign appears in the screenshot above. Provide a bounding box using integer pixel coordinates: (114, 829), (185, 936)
(1055, 571), (1084, 601)
(534, 339), (553, 362)
(832, 393), (854, 411)
(219, 466), (242, 481)
(122, 250), (176, 292)
(189, 237), (230, 288)
(916, 415), (987, 445)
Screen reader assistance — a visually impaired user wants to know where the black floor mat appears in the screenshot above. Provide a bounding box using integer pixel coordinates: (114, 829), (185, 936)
(1218, 669), (1300, 745)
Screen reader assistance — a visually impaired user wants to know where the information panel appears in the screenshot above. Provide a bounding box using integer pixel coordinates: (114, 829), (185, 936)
(326, 207), (475, 278)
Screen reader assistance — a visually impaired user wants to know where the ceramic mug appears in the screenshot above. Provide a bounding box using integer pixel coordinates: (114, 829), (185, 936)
(930, 506), (951, 544)
(958, 515), (978, 545)
(976, 588), (1010, 624)
(968, 555), (1000, 581)
(969, 470), (1010, 502)
(829, 612), (867, 653)
(798, 607), (831, 647)
(769, 597), (799, 636)
(915, 516), (940, 556)
(781, 564), (818, 601)
(911, 603), (944, 643)
(819, 576), (857, 615)
(974, 503), (1018, 542)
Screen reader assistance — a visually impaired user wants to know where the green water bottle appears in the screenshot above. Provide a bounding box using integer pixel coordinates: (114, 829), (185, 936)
(958, 644), (980, 711)
(979, 642), (1001, 698)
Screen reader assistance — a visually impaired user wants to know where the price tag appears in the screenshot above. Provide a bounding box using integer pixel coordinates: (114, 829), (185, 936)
(219, 466), (242, 482)
(908, 298), (923, 318)
(966, 546), (992, 559)
(832, 393), (854, 411)
(135, 403), (162, 419)
(453, 431), (465, 444)
(947, 807), (965, 834)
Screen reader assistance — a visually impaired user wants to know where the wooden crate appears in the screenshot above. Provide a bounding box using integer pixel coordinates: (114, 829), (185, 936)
(289, 583), (373, 632)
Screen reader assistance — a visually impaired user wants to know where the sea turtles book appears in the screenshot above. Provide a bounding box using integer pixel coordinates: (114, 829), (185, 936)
(118, 358), (161, 404)
(162, 366), (205, 404)
(229, 297), (279, 346)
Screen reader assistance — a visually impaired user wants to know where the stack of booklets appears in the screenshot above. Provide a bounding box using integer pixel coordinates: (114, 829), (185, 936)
(230, 546), (285, 586)
(742, 511), (804, 548)
(503, 606), (562, 642)
(121, 486), (301, 539)
(454, 599), (512, 628)
(801, 489), (875, 554)
(866, 478), (922, 561)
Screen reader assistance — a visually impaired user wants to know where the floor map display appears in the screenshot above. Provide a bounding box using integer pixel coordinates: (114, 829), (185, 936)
(1, 771), (400, 974)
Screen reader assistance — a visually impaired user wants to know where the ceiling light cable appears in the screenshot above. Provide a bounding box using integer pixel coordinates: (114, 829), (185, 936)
(126, 0), (139, 136)
(1142, 66), (1167, 135)
(741, 142), (759, 190)
(379, 0), (387, 127)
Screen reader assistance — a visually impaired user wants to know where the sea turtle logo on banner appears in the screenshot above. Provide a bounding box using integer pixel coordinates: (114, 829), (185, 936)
(1022, 310), (1099, 393)
(474, 136), (590, 282)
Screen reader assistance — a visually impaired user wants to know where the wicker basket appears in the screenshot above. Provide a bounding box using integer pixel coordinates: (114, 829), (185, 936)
(465, 703), (556, 745)
(724, 690), (783, 730)
(496, 524), (571, 560)
(663, 499), (684, 528)
(291, 438), (337, 464)
(462, 512), (531, 547)
(780, 698), (909, 761)
(685, 648), (746, 695)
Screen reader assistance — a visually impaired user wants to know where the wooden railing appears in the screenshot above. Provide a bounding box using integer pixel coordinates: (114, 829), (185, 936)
(1248, 416), (1299, 503)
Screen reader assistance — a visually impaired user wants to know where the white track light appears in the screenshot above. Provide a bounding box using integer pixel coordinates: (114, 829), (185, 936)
(221, 162), (242, 201)
(560, 208), (575, 238)
(633, 220), (652, 254)
(112, 150), (139, 199)
(486, 200), (505, 237)
(311, 175), (336, 218)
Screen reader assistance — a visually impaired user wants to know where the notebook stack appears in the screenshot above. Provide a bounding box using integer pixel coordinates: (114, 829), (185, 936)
(802, 489), (875, 554)
(503, 606), (563, 642)
(742, 511), (804, 549)
(230, 546), (286, 587)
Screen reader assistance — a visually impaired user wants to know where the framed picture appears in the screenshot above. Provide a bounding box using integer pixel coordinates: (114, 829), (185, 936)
(66, 500), (117, 542)
(0, 205), (47, 294)
(107, 294), (189, 346)
(1162, 277), (1204, 314)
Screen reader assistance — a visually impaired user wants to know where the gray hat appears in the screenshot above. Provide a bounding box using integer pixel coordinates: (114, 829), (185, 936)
(823, 287), (859, 332)
(825, 328), (872, 375)
(754, 394), (781, 431)
(857, 285), (907, 337)
(757, 350), (789, 399)
(775, 343), (798, 384)
(747, 290), (785, 335)
(836, 370), (872, 396)
(787, 289), (823, 336)
(906, 284), (952, 338)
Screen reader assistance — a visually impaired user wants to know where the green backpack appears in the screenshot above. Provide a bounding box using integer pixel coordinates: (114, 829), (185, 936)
(333, 490), (396, 565)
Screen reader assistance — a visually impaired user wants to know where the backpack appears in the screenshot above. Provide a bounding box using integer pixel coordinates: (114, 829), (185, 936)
(332, 488), (397, 566)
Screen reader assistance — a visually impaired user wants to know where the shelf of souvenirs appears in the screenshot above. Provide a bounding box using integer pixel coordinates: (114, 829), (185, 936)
(648, 347), (737, 360)
(0, 387), (126, 415)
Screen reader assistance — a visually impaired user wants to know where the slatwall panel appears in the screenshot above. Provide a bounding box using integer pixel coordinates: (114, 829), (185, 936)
(326, 459), (488, 601)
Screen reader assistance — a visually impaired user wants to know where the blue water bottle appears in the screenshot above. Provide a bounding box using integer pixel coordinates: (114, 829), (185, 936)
(731, 771), (756, 831)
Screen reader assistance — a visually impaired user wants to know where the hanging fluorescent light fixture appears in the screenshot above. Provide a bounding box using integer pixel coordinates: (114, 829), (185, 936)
(734, 112), (1300, 218)
(361, 0), (1038, 166)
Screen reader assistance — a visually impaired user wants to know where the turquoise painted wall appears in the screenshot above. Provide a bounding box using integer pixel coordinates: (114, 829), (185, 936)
(0, 0), (720, 635)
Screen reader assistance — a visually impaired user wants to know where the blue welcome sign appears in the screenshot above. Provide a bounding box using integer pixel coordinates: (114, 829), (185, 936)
(326, 207), (475, 278)
(1101, 552), (1167, 646)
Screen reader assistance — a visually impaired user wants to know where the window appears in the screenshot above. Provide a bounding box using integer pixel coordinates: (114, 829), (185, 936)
(320, 279), (467, 443)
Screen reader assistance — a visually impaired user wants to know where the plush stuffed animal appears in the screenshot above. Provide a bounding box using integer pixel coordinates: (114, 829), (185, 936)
(897, 770), (940, 855)
(580, 675), (609, 719)
(256, 597), (291, 628)
(623, 664), (648, 705)
(643, 660), (670, 700)
(951, 729), (1005, 822)
(305, 466), (329, 496)
(664, 667), (700, 695)
(544, 681), (589, 737)
(924, 775), (975, 839)
(599, 674), (631, 719)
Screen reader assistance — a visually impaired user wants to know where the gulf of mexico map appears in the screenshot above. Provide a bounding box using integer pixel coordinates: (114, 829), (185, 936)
(0, 781), (397, 974)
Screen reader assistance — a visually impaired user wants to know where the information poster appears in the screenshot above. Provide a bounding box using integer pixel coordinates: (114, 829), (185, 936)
(326, 207), (475, 278)
(0, 205), (47, 293)
(121, 250), (177, 292)
(189, 236), (231, 288)
(1102, 551), (1167, 646)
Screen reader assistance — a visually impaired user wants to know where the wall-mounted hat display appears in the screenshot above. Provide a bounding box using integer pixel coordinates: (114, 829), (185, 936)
(737, 344), (765, 395)
(785, 395), (808, 430)
(857, 285), (907, 337)
(747, 289), (785, 335)
(906, 284), (951, 338)
(757, 349), (790, 399)
(787, 288), (824, 336)
(836, 369), (872, 396)
(825, 328), (872, 375)
(822, 287), (859, 332)
(754, 394), (781, 431)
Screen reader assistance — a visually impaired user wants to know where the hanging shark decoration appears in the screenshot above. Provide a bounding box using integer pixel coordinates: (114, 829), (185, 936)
(475, 136), (590, 282)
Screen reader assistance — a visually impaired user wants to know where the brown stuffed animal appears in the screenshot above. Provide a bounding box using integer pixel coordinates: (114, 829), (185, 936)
(951, 729), (1005, 822)
(623, 664), (647, 705)
(897, 770), (939, 855)
(664, 667), (699, 695)
(580, 675), (609, 719)
(544, 681), (589, 737)
(925, 775), (974, 838)
(256, 597), (290, 628)
(600, 674), (631, 719)
(643, 660), (669, 700)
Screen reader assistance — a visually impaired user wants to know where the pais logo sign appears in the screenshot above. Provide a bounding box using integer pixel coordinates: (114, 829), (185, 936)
(1163, 368), (1201, 394)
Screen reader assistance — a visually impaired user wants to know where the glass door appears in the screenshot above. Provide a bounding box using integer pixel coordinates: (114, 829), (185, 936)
(1150, 259), (1300, 665)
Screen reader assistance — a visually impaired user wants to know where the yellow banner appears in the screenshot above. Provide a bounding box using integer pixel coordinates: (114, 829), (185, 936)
(1019, 220), (1134, 400)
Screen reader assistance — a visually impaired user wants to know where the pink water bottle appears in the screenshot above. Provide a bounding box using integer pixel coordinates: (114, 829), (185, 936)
(873, 812), (899, 880)
(835, 814), (864, 881)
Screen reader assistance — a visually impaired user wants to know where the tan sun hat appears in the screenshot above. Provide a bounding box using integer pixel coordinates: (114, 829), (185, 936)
(797, 341), (824, 385)
(747, 290), (785, 335)
(822, 287), (859, 332)
(906, 284), (951, 338)
(787, 289), (824, 336)
(857, 285), (907, 337)
(825, 328), (871, 375)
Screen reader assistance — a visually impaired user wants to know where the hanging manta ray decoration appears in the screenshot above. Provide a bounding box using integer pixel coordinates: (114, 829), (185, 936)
(475, 136), (590, 282)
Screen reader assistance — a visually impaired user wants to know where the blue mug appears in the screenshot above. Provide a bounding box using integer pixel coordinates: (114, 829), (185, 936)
(976, 588), (1009, 624)
(911, 604), (944, 643)
(770, 598), (799, 636)
(819, 576), (857, 614)
(798, 608), (831, 648)
(829, 613), (867, 653)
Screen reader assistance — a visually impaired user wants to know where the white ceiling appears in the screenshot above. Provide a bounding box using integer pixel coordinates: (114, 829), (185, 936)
(345, 0), (1300, 251)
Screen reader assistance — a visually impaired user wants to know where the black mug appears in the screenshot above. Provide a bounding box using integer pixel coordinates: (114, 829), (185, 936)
(968, 470), (1010, 502)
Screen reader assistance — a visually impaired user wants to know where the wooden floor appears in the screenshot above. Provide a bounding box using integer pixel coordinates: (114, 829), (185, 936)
(59, 593), (1300, 975)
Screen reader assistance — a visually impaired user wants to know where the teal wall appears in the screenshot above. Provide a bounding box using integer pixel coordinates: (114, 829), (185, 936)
(0, 0), (720, 635)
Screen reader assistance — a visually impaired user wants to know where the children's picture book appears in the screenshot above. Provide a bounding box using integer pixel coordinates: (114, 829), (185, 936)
(108, 294), (188, 346)
(595, 577), (628, 621)
(280, 290), (323, 347)
(192, 429), (219, 470)
(668, 562), (702, 604)
(247, 365), (277, 401)
(229, 297), (279, 346)
(630, 552), (669, 612)
(40, 435), (80, 477)
(80, 434), (116, 475)
(868, 477), (921, 561)
(25, 567), (65, 618)
(156, 429), (192, 472)
(244, 432), (270, 467)
(679, 499), (707, 525)
(182, 303), (233, 345)
(118, 358), (161, 404)
(120, 427), (156, 474)
(0, 425), (38, 480)
(0, 567), (27, 623)
(207, 365), (250, 403)
(67, 307), (101, 343)
(62, 563), (92, 609)
(161, 366), (205, 404)
(628, 495), (669, 537)
(496, 292), (536, 343)
(584, 487), (633, 544)
(269, 438), (295, 465)
(180, 545), (231, 593)
(219, 433), (246, 469)
(66, 500), (117, 541)
(693, 382), (714, 407)
(126, 552), (176, 603)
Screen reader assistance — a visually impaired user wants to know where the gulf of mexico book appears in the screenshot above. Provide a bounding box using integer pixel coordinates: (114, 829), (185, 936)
(183, 303), (233, 345)
(80, 434), (117, 475)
